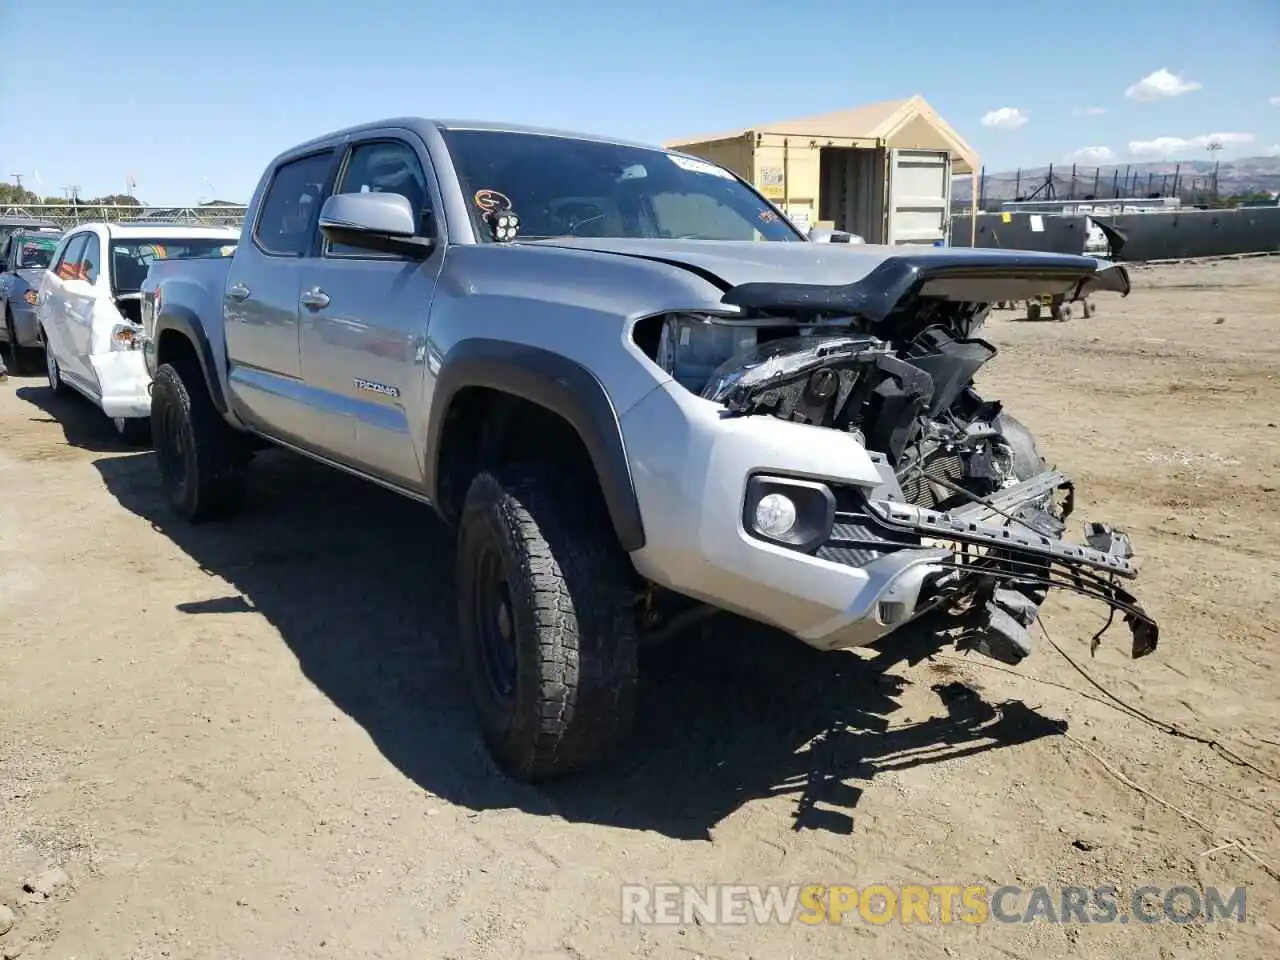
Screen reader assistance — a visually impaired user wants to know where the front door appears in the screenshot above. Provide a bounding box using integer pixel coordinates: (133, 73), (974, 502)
(296, 134), (445, 487)
(223, 148), (336, 442)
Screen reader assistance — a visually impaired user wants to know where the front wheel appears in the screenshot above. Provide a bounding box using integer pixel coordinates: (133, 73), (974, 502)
(113, 416), (151, 446)
(5, 312), (39, 376)
(151, 361), (248, 523)
(456, 467), (639, 781)
(42, 330), (67, 393)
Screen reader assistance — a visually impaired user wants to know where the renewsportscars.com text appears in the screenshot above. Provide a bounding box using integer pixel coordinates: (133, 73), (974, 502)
(620, 883), (1247, 926)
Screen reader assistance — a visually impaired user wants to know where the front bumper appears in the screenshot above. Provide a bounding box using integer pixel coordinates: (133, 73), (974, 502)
(620, 381), (1156, 658)
(89, 349), (152, 419)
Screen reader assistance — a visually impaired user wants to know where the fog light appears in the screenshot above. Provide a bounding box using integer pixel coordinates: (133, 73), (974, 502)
(754, 493), (797, 538)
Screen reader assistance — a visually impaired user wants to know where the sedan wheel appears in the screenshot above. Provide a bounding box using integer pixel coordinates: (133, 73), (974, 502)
(5, 314), (39, 375)
(44, 336), (67, 393)
(114, 416), (151, 445)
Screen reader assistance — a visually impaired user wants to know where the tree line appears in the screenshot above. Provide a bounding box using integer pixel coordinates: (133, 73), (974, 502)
(0, 183), (143, 207)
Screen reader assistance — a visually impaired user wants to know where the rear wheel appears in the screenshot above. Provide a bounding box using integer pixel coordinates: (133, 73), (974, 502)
(456, 466), (639, 781)
(151, 360), (248, 523)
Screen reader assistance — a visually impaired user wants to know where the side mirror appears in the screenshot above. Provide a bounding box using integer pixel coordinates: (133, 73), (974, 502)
(318, 192), (434, 259)
(808, 226), (865, 244)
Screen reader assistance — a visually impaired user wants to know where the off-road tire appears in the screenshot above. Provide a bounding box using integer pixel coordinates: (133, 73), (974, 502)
(456, 466), (639, 781)
(5, 311), (39, 375)
(151, 361), (248, 523)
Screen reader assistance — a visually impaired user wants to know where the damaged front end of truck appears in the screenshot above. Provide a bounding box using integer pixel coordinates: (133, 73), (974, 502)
(648, 251), (1157, 666)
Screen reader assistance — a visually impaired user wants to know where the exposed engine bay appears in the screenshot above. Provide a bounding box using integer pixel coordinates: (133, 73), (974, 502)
(645, 296), (1159, 666)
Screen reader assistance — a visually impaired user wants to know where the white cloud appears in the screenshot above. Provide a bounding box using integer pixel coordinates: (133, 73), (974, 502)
(1128, 132), (1255, 157)
(1270, 95), (1280, 107)
(1268, 144), (1280, 156)
(1071, 106), (1107, 116)
(980, 107), (1029, 131)
(1068, 146), (1115, 163)
(1125, 68), (1202, 101)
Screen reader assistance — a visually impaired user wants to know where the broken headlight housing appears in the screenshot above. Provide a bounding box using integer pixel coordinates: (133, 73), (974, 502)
(655, 313), (759, 393)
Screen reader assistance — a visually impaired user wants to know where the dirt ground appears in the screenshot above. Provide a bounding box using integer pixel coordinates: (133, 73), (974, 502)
(2, 258), (1278, 959)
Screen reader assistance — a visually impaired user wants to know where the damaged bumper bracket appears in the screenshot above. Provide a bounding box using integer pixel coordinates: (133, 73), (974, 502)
(856, 496), (1160, 661)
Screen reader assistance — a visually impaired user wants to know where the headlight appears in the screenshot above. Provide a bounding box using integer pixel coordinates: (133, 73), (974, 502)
(110, 324), (144, 351)
(742, 475), (836, 552)
(23, 290), (38, 306)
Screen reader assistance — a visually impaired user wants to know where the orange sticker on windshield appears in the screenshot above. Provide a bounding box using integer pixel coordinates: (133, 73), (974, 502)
(474, 189), (512, 214)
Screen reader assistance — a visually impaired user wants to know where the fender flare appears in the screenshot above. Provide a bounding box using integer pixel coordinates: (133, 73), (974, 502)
(425, 338), (646, 553)
(152, 306), (228, 414)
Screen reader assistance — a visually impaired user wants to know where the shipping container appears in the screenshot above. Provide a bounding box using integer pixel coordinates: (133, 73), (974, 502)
(666, 95), (977, 246)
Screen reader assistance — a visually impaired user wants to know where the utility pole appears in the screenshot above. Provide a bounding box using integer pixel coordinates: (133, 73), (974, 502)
(9, 174), (23, 190)
(1205, 139), (1223, 202)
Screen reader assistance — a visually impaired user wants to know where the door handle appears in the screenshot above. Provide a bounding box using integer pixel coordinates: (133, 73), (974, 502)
(227, 282), (251, 302)
(299, 287), (330, 310)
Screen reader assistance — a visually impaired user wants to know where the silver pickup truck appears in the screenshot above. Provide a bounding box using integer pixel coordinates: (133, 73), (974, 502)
(140, 118), (1158, 781)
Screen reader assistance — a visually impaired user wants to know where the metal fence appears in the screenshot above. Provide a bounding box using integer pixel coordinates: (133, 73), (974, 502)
(951, 162), (1280, 213)
(1, 203), (248, 229)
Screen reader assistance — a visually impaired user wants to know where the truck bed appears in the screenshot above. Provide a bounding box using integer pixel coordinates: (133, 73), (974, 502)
(142, 255), (234, 340)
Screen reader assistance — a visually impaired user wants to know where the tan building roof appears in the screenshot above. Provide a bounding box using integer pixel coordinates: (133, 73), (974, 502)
(665, 94), (979, 175)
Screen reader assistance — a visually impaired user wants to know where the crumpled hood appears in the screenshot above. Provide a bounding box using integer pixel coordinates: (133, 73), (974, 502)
(524, 238), (1129, 317)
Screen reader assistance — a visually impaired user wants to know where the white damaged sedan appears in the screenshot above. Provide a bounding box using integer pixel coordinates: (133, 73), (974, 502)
(36, 222), (238, 442)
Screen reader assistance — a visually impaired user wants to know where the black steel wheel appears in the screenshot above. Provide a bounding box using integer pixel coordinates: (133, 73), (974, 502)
(455, 466), (638, 781)
(150, 361), (247, 523)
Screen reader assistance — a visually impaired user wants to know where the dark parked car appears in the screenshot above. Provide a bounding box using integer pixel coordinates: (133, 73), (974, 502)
(0, 226), (64, 373)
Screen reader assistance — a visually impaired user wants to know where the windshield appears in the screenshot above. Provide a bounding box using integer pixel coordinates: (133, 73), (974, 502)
(109, 238), (237, 292)
(16, 234), (61, 269)
(439, 129), (803, 243)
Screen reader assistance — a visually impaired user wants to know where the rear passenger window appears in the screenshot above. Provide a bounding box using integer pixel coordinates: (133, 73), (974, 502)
(80, 233), (102, 284)
(54, 234), (89, 281)
(253, 152), (333, 257)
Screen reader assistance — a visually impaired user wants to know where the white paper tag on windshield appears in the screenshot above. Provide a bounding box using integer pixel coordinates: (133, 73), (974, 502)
(668, 154), (736, 180)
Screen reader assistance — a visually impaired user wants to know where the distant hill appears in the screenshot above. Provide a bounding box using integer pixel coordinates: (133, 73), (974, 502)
(953, 155), (1280, 202)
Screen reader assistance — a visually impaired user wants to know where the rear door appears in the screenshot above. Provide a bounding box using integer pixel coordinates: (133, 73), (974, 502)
(223, 149), (337, 441)
(40, 231), (89, 371)
(296, 133), (446, 486)
(63, 230), (106, 385)
(885, 149), (953, 247)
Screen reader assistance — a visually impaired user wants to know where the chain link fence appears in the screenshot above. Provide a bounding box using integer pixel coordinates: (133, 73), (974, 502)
(952, 163), (1280, 212)
(1, 203), (248, 229)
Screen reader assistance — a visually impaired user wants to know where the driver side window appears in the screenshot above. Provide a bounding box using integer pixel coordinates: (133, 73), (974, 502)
(326, 140), (434, 257)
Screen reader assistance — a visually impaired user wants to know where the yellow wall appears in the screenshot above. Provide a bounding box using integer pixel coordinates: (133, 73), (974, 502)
(751, 135), (829, 231)
(669, 135), (755, 181)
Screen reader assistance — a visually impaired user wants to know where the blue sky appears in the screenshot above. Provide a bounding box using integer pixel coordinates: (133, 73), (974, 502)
(2, 0), (1277, 203)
